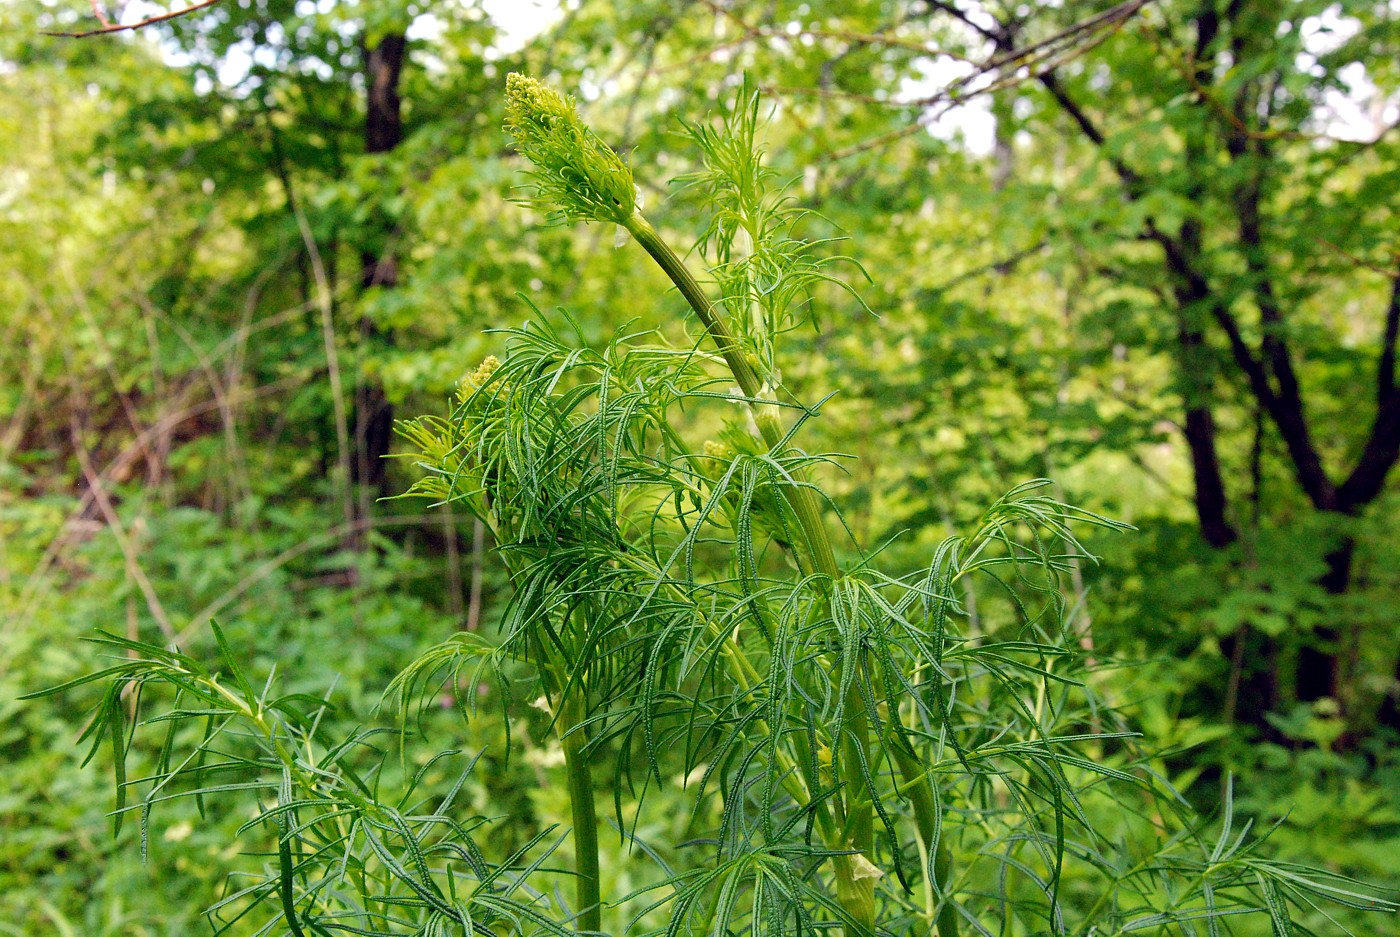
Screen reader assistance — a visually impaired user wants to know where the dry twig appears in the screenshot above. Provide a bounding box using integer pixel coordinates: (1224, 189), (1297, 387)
(46, 0), (223, 39)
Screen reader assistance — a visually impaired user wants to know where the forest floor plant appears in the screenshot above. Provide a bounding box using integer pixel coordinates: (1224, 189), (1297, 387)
(28, 76), (1398, 936)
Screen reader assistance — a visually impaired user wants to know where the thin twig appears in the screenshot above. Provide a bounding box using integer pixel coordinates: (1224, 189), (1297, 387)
(784, 0), (1148, 160)
(293, 200), (356, 543)
(466, 518), (486, 631)
(69, 413), (178, 643)
(46, 0), (224, 38)
(13, 374), (304, 629)
(442, 503), (463, 622)
(817, 9), (1141, 160)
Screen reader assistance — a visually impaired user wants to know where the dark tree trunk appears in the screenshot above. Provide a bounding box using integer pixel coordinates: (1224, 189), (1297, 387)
(1378, 658), (1400, 732)
(1293, 537), (1354, 705)
(1183, 405), (1236, 549)
(364, 34), (405, 156)
(1169, 221), (1238, 550)
(351, 32), (406, 501)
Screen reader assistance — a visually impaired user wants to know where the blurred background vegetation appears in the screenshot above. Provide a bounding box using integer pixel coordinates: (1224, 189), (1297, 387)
(2, 0), (1398, 933)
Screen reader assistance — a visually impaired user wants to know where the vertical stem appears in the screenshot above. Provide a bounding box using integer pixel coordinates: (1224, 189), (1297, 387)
(531, 610), (602, 934)
(558, 687), (602, 933)
(441, 503), (464, 622)
(295, 202), (354, 546)
(466, 517), (486, 631)
(889, 734), (960, 937)
(626, 213), (840, 578)
(833, 857), (877, 936)
(624, 211), (878, 936)
(1222, 626), (1247, 726)
(832, 644), (876, 937)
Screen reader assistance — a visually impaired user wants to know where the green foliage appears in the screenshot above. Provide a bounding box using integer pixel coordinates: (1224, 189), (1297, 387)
(22, 625), (574, 936)
(5, 1), (1400, 934)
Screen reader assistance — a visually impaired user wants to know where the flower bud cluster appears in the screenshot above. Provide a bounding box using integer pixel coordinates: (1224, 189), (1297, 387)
(504, 73), (637, 226)
(703, 439), (738, 461)
(458, 355), (504, 404)
(468, 355), (500, 388)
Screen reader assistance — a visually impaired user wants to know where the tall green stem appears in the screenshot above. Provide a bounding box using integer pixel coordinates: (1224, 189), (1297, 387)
(557, 681), (601, 933)
(624, 210), (874, 936)
(624, 214), (763, 399)
(627, 208), (966, 937)
(888, 729), (960, 936)
(503, 73), (957, 935)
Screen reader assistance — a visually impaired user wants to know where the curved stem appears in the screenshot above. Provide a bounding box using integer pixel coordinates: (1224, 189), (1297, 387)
(628, 210), (971, 935)
(624, 213), (764, 399)
(624, 210), (874, 936)
(624, 213), (840, 582)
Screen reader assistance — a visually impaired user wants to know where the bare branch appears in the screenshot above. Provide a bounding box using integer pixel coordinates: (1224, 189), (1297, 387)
(1227, 136), (1336, 508)
(1335, 262), (1400, 511)
(923, 0), (1001, 42)
(699, 0), (1146, 161)
(46, 0), (223, 38)
(929, 239), (1049, 292)
(69, 414), (177, 643)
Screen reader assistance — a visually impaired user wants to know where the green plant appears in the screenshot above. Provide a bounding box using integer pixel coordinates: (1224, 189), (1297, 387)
(395, 76), (1397, 935)
(29, 76), (1396, 937)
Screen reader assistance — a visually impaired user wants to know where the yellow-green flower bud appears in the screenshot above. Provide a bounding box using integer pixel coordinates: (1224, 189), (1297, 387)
(457, 355), (503, 403)
(703, 439), (738, 461)
(470, 355), (500, 387)
(503, 73), (636, 225)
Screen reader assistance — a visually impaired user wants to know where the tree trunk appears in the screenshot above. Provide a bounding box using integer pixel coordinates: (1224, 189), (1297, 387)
(351, 32), (406, 503)
(1183, 405), (1236, 549)
(1291, 537), (1353, 707)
